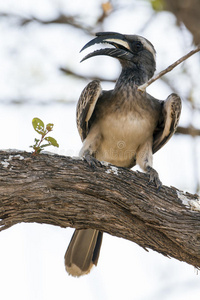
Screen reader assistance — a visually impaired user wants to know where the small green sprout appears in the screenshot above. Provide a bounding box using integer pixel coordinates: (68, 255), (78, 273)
(30, 117), (59, 155)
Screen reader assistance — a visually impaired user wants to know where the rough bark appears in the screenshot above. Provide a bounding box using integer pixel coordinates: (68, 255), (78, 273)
(0, 150), (200, 269)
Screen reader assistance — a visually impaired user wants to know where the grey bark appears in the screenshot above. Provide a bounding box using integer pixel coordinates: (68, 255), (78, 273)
(0, 150), (200, 269)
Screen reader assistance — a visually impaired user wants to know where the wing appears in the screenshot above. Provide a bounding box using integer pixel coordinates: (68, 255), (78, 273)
(153, 93), (182, 154)
(76, 80), (102, 141)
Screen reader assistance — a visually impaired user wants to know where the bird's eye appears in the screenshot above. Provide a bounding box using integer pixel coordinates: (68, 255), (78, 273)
(132, 41), (143, 52)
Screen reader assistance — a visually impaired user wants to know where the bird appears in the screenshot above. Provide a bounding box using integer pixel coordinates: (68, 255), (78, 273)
(64, 32), (182, 277)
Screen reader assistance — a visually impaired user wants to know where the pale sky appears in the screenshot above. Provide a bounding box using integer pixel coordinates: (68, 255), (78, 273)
(0, 1), (200, 299)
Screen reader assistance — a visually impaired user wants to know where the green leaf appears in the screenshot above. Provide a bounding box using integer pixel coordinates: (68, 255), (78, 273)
(34, 138), (40, 144)
(40, 144), (51, 148)
(45, 136), (59, 147)
(46, 123), (54, 132)
(32, 118), (45, 135)
(150, 0), (164, 11)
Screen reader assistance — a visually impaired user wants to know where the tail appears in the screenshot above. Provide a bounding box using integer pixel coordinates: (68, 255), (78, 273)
(64, 229), (103, 277)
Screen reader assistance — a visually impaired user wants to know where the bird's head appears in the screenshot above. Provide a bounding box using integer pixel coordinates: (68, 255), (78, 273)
(80, 32), (156, 80)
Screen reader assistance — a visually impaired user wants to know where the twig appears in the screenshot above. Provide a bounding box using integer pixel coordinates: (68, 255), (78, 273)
(138, 44), (200, 92)
(59, 67), (116, 82)
(0, 12), (93, 34)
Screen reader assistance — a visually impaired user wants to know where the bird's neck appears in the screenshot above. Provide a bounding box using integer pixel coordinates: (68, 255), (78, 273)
(115, 65), (152, 89)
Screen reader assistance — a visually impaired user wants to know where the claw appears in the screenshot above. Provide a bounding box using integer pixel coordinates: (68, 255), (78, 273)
(147, 166), (162, 190)
(84, 154), (102, 168)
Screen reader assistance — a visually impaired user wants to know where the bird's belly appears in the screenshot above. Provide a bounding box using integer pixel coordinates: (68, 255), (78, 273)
(96, 113), (153, 167)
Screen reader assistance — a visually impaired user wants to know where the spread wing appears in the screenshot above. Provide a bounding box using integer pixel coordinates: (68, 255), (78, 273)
(153, 93), (182, 154)
(76, 80), (102, 141)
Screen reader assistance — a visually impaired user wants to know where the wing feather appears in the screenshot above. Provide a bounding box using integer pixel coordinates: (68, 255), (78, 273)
(76, 80), (102, 141)
(153, 93), (181, 154)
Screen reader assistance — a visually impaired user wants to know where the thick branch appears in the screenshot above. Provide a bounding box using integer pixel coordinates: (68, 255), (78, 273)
(0, 150), (200, 269)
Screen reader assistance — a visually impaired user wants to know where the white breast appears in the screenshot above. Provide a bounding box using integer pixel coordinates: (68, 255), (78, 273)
(96, 112), (154, 167)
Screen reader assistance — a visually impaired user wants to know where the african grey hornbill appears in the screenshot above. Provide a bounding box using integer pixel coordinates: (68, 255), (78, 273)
(64, 32), (182, 277)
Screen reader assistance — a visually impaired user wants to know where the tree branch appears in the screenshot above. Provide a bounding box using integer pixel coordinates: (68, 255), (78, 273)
(0, 150), (200, 268)
(176, 125), (200, 137)
(0, 12), (93, 34)
(59, 66), (116, 82)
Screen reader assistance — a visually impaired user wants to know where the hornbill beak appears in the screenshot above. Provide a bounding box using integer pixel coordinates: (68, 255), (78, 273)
(80, 32), (134, 62)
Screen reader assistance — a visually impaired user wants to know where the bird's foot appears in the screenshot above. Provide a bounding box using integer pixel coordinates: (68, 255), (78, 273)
(84, 153), (102, 168)
(147, 166), (162, 190)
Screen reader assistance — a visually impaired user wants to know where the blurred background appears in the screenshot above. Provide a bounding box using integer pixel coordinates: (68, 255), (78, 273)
(0, 0), (200, 299)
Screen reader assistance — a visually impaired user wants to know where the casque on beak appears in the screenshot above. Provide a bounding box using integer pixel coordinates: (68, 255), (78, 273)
(80, 32), (135, 62)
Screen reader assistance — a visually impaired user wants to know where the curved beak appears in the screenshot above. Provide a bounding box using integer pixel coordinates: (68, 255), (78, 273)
(80, 32), (134, 62)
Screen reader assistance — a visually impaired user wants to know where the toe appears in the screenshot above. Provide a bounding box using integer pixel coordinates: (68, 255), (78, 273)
(147, 166), (162, 190)
(84, 154), (102, 168)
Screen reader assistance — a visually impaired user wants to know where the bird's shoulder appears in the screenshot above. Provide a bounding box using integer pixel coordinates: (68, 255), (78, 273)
(152, 93), (181, 153)
(76, 80), (106, 141)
